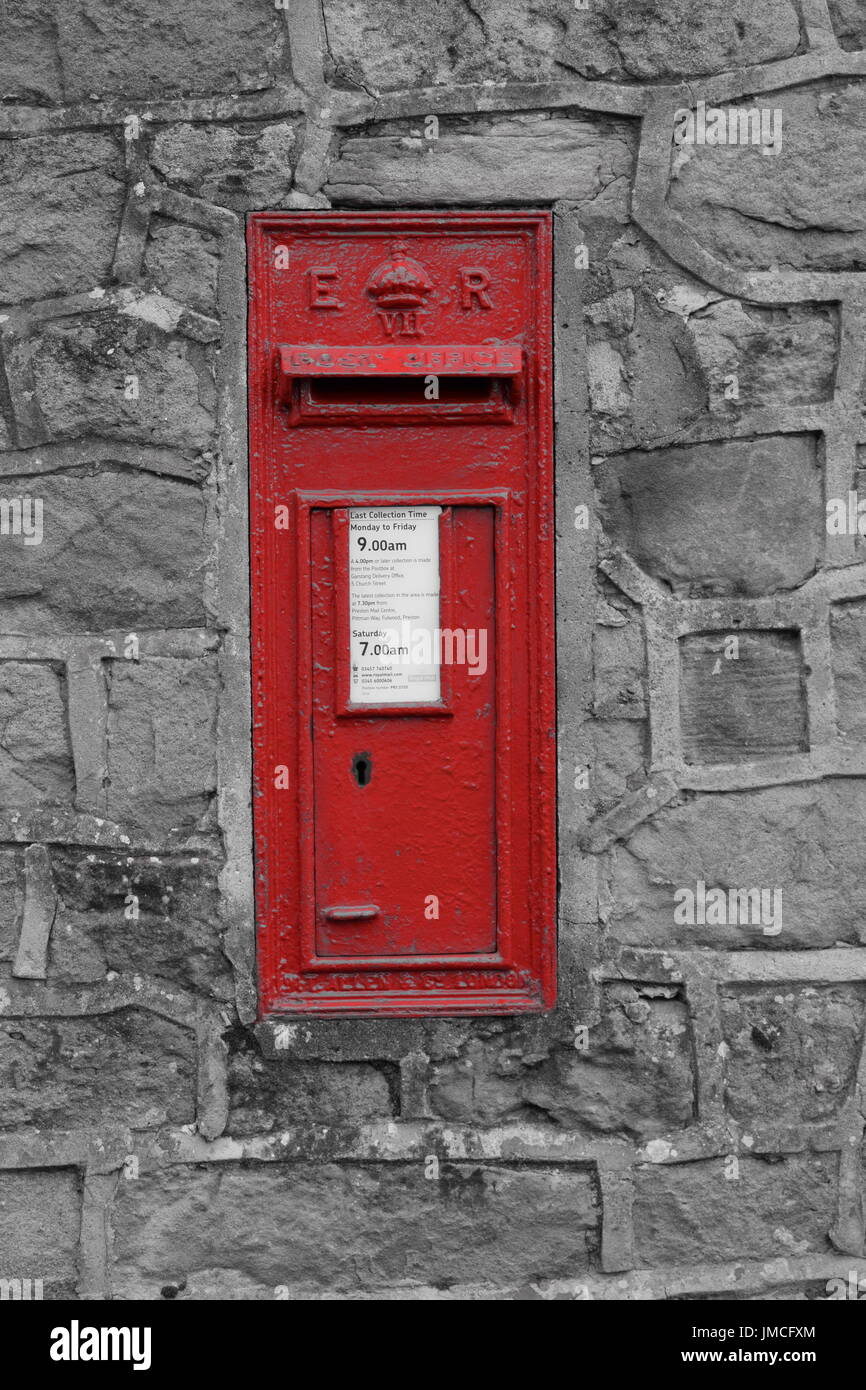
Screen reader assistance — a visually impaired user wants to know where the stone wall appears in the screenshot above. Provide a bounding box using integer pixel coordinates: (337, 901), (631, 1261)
(0, 0), (865, 1300)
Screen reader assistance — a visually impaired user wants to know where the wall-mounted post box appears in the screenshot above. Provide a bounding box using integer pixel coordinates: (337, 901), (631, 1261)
(248, 211), (555, 1017)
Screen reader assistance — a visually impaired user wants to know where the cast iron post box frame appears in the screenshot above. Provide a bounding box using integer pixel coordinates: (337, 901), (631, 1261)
(248, 210), (555, 1018)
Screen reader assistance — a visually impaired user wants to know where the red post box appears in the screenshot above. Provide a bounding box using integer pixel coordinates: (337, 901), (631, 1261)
(248, 211), (555, 1017)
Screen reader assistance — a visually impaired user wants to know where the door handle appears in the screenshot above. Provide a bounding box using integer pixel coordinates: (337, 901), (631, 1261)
(322, 904), (380, 922)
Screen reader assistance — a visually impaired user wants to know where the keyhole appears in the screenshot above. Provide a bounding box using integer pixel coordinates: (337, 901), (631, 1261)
(352, 752), (372, 787)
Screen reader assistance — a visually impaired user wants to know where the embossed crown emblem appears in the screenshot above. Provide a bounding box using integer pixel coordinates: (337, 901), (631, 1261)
(366, 241), (434, 311)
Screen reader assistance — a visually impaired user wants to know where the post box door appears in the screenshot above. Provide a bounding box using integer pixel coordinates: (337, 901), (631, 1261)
(311, 503), (497, 958)
(248, 210), (555, 1018)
